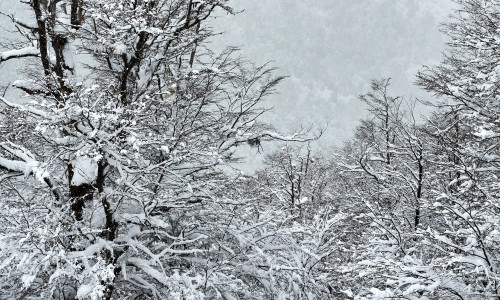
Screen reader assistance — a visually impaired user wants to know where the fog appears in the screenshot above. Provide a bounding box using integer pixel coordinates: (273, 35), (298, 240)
(211, 0), (456, 147)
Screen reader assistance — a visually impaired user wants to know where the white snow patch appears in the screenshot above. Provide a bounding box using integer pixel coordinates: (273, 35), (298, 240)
(0, 47), (39, 61)
(76, 283), (94, 299)
(71, 156), (98, 185)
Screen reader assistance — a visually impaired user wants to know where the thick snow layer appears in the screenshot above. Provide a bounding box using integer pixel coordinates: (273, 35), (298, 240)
(0, 47), (39, 61)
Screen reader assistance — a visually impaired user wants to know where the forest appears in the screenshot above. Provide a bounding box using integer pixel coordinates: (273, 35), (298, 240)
(0, 0), (499, 299)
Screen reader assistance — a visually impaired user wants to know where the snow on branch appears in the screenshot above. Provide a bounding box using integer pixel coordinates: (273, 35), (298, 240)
(0, 156), (27, 174)
(0, 96), (48, 117)
(0, 142), (63, 202)
(68, 238), (114, 259)
(0, 47), (39, 63)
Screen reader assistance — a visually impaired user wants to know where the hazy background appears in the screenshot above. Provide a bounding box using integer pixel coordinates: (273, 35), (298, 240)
(0, 0), (456, 152)
(211, 0), (456, 148)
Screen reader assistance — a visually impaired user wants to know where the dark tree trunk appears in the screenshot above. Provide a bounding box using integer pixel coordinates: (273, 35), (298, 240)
(71, 0), (82, 28)
(415, 150), (424, 228)
(32, 0), (51, 77)
(68, 164), (94, 221)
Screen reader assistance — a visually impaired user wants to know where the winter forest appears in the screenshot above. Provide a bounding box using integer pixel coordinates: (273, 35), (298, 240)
(0, 0), (499, 299)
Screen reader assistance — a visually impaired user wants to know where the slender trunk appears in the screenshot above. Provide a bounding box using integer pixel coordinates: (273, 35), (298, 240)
(71, 0), (81, 28)
(189, 22), (201, 68)
(32, 0), (51, 76)
(415, 149), (423, 228)
(119, 32), (148, 105)
(96, 160), (121, 300)
(385, 105), (391, 165)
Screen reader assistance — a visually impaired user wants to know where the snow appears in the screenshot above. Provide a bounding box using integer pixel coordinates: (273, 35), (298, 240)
(403, 281), (440, 295)
(341, 289), (353, 297)
(21, 274), (36, 288)
(127, 257), (168, 283)
(71, 156), (98, 185)
(370, 287), (394, 298)
(68, 239), (112, 259)
(76, 283), (95, 299)
(474, 127), (499, 139)
(0, 96), (48, 117)
(3, 1), (499, 299)
(0, 156), (27, 173)
(447, 84), (461, 96)
(13, 79), (44, 93)
(0, 47), (39, 61)
(63, 40), (76, 71)
(111, 42), (127, 55)
(160, 145), (170, 153)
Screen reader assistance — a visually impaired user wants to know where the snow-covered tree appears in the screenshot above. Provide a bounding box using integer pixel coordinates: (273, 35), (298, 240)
(0, 1), (308, 299)
(332, 79), (439, 299)
(412, 0), (500, 297)
(245, 145), (352, 298)
(336, 1), (500, 298)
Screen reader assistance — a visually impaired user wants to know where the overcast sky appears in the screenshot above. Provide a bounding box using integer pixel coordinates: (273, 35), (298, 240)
(211, 0), (457, 147)
(0, 1), (456, 149)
